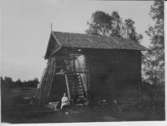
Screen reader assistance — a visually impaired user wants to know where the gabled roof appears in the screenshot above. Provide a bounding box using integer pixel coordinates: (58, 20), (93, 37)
(45, 31), (147, 59)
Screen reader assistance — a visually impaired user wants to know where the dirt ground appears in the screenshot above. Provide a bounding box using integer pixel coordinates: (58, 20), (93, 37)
(1, 88), (165, 123)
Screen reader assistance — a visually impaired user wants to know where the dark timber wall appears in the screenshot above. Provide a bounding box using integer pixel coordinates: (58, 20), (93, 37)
(46, 48), (142, 103)
(85, 49), (141, 101)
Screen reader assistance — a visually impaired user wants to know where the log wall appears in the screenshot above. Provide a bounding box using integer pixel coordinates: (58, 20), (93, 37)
(85, 49), (141, 101)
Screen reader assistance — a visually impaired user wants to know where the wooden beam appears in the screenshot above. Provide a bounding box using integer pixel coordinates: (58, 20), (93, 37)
(65, 74), (71, 100)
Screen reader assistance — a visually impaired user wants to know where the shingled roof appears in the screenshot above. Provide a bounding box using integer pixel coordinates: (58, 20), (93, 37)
(45, 31), (146, 58)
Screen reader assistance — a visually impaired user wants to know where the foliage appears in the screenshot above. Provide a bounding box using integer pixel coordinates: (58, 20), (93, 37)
(124, 19), (143, 41)
(1, 76), (39, 88)
(86, 11), (142, 42)
(142, 0), (164, 85)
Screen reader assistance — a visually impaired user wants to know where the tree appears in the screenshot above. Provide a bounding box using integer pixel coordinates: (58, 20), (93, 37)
(86, 10), (142, 42)
(86, 11), (112, 36)
(110, 11), (122, 37)
(124, 19), (143, 41)
(3, 76), (13, 88)
(143, 0), (164, 85)
(15, 79), (22, 87)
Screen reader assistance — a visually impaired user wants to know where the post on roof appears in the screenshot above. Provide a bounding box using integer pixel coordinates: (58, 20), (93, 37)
(50, 22), (53, 32)
(51, 23), (52, 32)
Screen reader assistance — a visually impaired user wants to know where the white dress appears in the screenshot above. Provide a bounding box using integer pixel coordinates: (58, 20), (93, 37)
(61, 96), (70, 109)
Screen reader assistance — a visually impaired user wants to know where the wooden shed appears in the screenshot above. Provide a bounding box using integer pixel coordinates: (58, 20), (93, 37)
(37, 31), (146, 105)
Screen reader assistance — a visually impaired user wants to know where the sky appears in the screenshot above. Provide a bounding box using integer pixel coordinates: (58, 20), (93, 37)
(0, 0), (154, 81)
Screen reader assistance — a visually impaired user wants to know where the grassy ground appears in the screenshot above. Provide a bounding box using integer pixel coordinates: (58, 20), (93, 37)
(1, 88), (165, 123)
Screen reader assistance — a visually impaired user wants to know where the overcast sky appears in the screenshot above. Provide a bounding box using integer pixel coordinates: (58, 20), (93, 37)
(1, 0), (154, 81)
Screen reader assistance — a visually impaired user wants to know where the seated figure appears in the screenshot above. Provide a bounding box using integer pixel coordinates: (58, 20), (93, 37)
(61, 93), (70, 110)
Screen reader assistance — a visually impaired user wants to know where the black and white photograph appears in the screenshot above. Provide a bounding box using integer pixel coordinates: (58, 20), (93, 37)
(0, 0), (165, 124)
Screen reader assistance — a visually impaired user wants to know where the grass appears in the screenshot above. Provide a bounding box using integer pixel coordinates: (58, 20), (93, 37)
(1, 87), (165, 123)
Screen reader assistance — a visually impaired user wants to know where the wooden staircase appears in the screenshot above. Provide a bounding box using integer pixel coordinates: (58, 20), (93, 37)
(66, 73), (87, 103)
